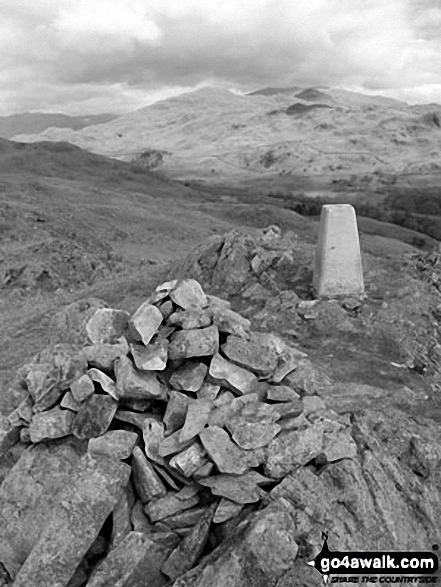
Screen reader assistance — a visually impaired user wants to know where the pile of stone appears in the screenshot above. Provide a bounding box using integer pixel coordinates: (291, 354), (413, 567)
(0, 278), (357, 587)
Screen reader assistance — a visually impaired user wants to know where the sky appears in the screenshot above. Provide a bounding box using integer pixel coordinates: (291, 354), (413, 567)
(1, 0), (441, 115)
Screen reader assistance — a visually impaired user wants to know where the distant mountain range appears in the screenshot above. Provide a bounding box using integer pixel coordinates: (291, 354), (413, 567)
(0, 112), (118, 139)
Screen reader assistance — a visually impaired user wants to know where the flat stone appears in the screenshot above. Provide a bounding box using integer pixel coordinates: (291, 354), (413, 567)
(86, 308), (129, 344)
(211, 307), (251, 338)
(145, 486), (200, 522)
(206, 294), (231, 311)
(168, 326), (219, 360)
(209, 353), (258, 395)
(278, 413), (309, 431)
(169, 279), (207, 309)
(271, 347), (308, 383)
(15, 396), (34, 423)
(110, 485), (135, 548)
(150, 279), (178, 303)
(128, 302), (163, 344)
(81, 337), (129, 371)
(199, 426), (249, 474)
(143, 418), (166, 465)
(115, 356), (166, 400)
(169, 442), (207, 477)
(180, 399), (213, 443)
(198, 471), (272, 504)
(72, 395), (118, 440)
(0, 416), (21, 457)
(152, 463), (181, 491)
(132, 446), (167, 503)
(231, 420), (281, 450)
(131, 499), (154, 533)
(266, 385), (301, 402)
(213, 498), (244, 523)
(264, 422), (324, 478)
(70, 373), (95, 402)
(160, 508), (205, 531)
(158, 429), (193, 457)
(163, 391), (190, 434)
(271, 399), (304, 419)
(60, 390), (82, 411)
(157, 299), (174, 320)
(221, 335), (278, 376)
(162, 503), (216, 581)
(196, 382), (220, 400)
(115, 410), (158, 429)
(88, 430), (139, 460)
(80, 531), (171, 587)
(170, 361), (208, 392)
(168, 308), (212, 329)
(11, 453), (130, 587)
(88, 368), (119, 399)
(323, 430), (357, 462)
(131, 341), (168, 371)
(193, 461), (214, 480)
(302, 395), (327, 416)
(29, 407), (75, 443)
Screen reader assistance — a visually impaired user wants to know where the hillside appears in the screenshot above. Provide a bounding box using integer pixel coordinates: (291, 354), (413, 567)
(0, 112), (117, 139)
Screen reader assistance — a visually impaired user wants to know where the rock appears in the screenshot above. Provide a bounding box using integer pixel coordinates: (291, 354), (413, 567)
(131, 446), (167, 503)
(198, 471), (272, 504)
(283, 359), (317, 394)
(169, 326), (219, 360)
(271, 346), (308, 383)
(180, 399), (213, 443)
(80, 531), (171, 587)
(110, 484), (135, 548)
(152, 463), (183, 491)
(168, 309), (212, 329)
(72, 395), (118, 440)
(81, 337), (129, 371)
(143, 418), (166, 465)
(60, 390), (82, 411)
(264, 423), (324, 478)
(231, 420), (281, 450)
(49, 297), (108, 345)
(170, 362), (208, 392)
(169, 442), (207, 477)
(322, 430), (358, 462)
(221, 335), (277, 376)
(29, 407), (75, 443)
(87, 368), (119, 399)
(196, 382), (220, 400)
(209, 353), (258, 395)
(162, 503), (216, 581)
(157, 299), (174, 320)
(10, 453), (130, 587)
(213, 498), (244, 523)
(199, 426), (249, 474)
(271, 399), (304, 419)
(163, 391), (190, 434)
(162, 507), (207, 529)
(302, 395), (327, 416)
(131, 340), (168, 371)
(70, 373), (95, 402)
(131, 499), (154, 533)
(128, 302), (163, 344)
(88, 430), (139, 460)
(211, 307), (251, 338)
(158, 429), (194, 457)
(145, 486), (200, 522)
(169, 279), (207, 309)
(193, 461), (214, 480)
(114, 409), (157, 429)
(115, 356), (166, 400)
(85, 308), (129, 344)
(266, 385), (300, 402)
(0, 416), (21, 457)
(151, 280), (178, 302)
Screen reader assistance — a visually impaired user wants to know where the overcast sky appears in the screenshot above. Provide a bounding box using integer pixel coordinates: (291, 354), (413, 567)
(1, 0), (441, 115)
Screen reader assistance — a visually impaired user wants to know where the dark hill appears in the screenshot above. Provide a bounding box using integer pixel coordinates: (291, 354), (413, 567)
(295, 88), (333, 102)
(247, 86), (301, 96)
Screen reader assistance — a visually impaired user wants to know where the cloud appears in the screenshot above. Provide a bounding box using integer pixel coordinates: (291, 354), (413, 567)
(1, 0), (441, 114)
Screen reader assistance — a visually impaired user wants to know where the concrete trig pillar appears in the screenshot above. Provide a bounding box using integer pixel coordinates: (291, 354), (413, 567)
(313, 204), (364, 297)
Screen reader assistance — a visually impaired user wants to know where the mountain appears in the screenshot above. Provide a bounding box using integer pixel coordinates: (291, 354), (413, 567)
(0, 112), (118, 139)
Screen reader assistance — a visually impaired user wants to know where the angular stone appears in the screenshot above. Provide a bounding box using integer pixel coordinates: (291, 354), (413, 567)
(264, 423), (324, 478)
(199, 426), (249, 474)
(60, 390), (82, 411)
(152, 463), (181, 491)
(198, 471), (272, 504)
(180, 399), (213, 443)
(143, 418), (166, 465)
(211, 307), (251, 338)
(86, 308), (130, 344)
(283, 359), (317, 394)
(157, 299), (174, 320)
(145, 486), (200, 522)
(266, 385), (301, 402)
(128, 302), (163, 344)
(0, 416), (21, 457)
(110, 484), (135, 548)
(271, 399), (304, 419)
(169, 442), (207, 477)
(196, 382), (220, 400)
(231, 420), (281, 450)
(70, 373), (95, 402)
(132, 446), (166, 503)
(115, 356), (166, 400)
(88, 430), (139, 460)
(169, 326), (219, 360)
(11, 453), (130, 587)
(115, 410), (157, 429)
(14, 396), (34, 424)
(323, 430), (357, 462)
(213, 498), (244, 523)
(72, 395), (118, 440)
(206, 294), (231, 311)
(313, 204), (364, 297)
(162, 503), (216, 581)
(88, 368), (119, 399)
(278, 413), (309, 431)
(163, 391), (190, 434)
(162, 506), (207, 529)
(158, 429), (193, 457)
(221, 335), (278, 376)
(193, 461), (214, 480)
(169, 279), (207, 309)
(168, 308), (212, 330)
(271, 346), (308, 383)
(131, 340), (168, 371)
(209, 353), (257, 395)
(29, 407), (75, 443)
(149, 279), (178, 303)
(131, 499), (154, 533)
(170, 362), (208, 392)
(302, 395), (327, 416)
(81, 337), (129, 371)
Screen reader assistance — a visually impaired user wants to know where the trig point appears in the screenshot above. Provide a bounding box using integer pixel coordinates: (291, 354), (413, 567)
(313, 204), (365, 297)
